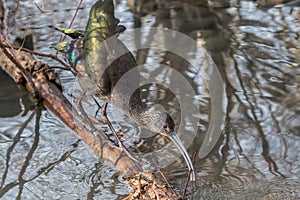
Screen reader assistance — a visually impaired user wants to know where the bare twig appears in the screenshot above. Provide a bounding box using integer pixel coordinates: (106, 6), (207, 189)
(68, 0), (83, 29)
(34, 0), (45, 13)
(61, 0), (83, 41)
(87, 115), (106, 126)
(0, 33), (39, 98)
(3, 44), (73, 73)
(153, 161), (179, 199)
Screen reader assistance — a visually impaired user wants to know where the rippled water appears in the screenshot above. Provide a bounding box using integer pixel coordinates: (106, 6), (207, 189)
(0, 0), (300, 199)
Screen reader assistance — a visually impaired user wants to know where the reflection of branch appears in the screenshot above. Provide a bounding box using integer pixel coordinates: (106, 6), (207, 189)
(270, 105), (287, 159)
(233, 128), (265, 176)
(16, 107), (42, 199)
(232, 55), (285, 178)
(0, 139), (79, 198)
(0, 110), (36, 190)
(247, 61), (288, 160)
(135, 23), (158, 65)
(86, 163), (105, 200)
(6, 0), (20, 36)
(222, 98), (242, 181)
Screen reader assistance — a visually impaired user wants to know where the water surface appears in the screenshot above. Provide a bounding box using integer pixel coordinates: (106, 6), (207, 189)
(0, 0), (299, 199)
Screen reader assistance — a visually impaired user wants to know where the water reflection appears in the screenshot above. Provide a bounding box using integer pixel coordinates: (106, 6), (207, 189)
(0, 70), (32, 118)
(0, 0), (300, 199)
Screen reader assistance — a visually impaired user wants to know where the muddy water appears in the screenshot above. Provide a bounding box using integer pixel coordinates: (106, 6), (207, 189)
(0, 0), (299, 199)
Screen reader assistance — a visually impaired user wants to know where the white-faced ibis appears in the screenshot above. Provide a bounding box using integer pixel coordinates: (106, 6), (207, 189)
(56, 0), (196, 182)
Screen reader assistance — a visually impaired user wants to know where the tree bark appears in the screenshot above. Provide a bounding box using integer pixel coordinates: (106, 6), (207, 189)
(0, 40), (141, 174)
(0, 41), (177, 199)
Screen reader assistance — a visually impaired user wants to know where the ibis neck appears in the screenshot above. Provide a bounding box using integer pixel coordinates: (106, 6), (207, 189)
(127, 91), (148, 126)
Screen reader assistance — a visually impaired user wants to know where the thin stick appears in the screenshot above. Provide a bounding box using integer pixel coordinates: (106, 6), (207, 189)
(3, 44), (74, 74)
(153, 160), (179, 199)
(34, 0), (45, 13)
(61, 0), (83, 42)
(0, 33), (39, 98)
(88, 114), (106, 126)
(68, 0), (82, 29)
(138, 174), (143, 198)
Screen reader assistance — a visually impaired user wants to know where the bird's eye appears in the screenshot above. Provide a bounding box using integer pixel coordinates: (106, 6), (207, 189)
(163, 125), (167, 129)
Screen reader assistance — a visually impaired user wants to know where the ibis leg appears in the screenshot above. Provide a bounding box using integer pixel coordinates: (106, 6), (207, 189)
(92, 96), (102, 117)
(101, 102), (138, 162)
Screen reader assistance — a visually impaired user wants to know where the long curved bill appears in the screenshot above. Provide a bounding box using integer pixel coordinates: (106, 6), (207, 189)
(168, 131), (196, 182)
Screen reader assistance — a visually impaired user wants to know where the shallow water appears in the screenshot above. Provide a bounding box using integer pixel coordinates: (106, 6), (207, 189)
(0, 0), (300, 199)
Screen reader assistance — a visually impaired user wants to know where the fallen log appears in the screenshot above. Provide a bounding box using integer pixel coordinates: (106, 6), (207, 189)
(0, 39), (178, 199)
(0, 34), (140, 173)
(0, 0), (180, 197)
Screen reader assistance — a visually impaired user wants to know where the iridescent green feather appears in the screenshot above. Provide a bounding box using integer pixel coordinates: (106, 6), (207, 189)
(50, 41), (69, 53)
(83, 0), (138, 101)
(50, 3), (125, 71)
(83, 0), (118, 82)
(50, 39), (83, 69)
(55, 27), (85, 39)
